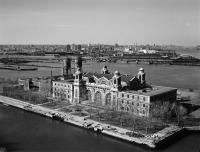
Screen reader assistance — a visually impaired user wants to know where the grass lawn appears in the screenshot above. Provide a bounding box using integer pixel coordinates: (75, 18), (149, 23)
(68, 105), (86, 112)
(42, 101), (71, 109)
(71, 111), (89, 117)
(84, 108), (102, 114)
(59, 107), (73, 113)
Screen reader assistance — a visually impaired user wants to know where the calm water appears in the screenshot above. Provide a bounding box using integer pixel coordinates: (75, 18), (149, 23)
(0, 61), (200, 89)
(0, 104), (200, 152)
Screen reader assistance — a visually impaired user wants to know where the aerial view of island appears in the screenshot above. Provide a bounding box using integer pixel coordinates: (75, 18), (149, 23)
(0, 0), (199, 152)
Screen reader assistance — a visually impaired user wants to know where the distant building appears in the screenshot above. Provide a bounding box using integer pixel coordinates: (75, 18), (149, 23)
(138, 49), (158, 54)
(123, 47), (134, 54)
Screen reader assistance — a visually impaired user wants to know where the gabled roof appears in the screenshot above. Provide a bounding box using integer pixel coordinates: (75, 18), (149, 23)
(83, 72), (95, 78)
(121, 74), (136, 82)
(83, 72), (136, 83)
(93, 73), (114, 80)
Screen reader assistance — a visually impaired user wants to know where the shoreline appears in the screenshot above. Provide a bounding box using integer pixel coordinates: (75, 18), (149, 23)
(0, 95), (196, 149)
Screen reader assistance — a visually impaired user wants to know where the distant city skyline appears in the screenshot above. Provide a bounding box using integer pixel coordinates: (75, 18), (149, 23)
(0, 0), (199, 46)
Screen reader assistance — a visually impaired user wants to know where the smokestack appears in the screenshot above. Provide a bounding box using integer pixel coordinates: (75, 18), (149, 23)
(62, 58), (72, 79)
(75, 56), (82, 71)
(50, 70), (53, 94)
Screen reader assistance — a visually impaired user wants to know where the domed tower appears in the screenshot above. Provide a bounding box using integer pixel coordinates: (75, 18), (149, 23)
(101, 65), (109, 74)
(73, 67), (85, 104)
(112, 71), (122, 90)
(74, 68), (82, 83)
(137, 68), (146, 85)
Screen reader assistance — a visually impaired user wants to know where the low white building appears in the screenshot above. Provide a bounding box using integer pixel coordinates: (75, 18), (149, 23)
(138, 49), (158, 54)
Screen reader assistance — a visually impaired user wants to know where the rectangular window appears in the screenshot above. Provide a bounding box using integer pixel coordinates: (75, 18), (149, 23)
(143, 97), (145, 101)
(137, 103), (139, 107)
(143, 104), (145, 108)
(132, 95), (134, 99)
(127, 94), (129, 98)
(122, 93), (124, 97)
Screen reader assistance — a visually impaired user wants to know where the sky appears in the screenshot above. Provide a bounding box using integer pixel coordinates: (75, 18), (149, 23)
(0, 0), (199, 46)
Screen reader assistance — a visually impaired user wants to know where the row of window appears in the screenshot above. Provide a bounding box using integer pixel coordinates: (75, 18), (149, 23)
(121, 106), (146, 115)
(54, 92), (71, 99)
(120, 93), (146, 101)
(121, 100), (147, 108)
(54, 83), (71, 88)
(54, 88), (71, 93)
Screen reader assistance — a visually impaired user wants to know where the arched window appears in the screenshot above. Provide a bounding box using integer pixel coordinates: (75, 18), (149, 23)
(105, 93), (111, 106)
(94, 91), (102, 106)
(114, 79), (116, 84)
(87, 90), (92, 101)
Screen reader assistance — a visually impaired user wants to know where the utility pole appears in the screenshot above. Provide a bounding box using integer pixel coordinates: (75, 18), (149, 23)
(50, 70), (53, 95)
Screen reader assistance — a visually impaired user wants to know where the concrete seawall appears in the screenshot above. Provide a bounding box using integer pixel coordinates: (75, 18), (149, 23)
(0, 95), (185, 149)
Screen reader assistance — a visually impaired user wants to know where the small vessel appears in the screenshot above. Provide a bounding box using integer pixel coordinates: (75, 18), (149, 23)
(2, 103), (9, 106)
(52, 113), (64, 121)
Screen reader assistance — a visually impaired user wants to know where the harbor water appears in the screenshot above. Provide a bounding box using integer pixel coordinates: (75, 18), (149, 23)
(0, 61), (200, 89)
(0, 104), (200, 152)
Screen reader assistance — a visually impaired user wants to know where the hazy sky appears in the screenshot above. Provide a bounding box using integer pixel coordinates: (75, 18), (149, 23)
(0, 0), (199, 45)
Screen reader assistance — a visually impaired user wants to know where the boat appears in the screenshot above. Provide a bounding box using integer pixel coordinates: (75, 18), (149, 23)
(52, 113), (64, 121)
(94, 124), (103, 133)
(2, 103), (9, 106)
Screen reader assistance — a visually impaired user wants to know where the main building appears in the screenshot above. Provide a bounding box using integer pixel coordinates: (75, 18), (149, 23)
(52, 57), (177, 117)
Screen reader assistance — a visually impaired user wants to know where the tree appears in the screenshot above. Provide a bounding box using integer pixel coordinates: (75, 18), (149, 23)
(98, 111), (101, 121)
(173, 103), (186, 126)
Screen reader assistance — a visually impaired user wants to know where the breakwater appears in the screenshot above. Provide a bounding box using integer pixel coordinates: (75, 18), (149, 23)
(0, 95), (185, 149)
(0, 65), (38, 71)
